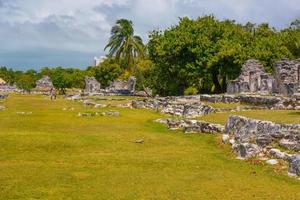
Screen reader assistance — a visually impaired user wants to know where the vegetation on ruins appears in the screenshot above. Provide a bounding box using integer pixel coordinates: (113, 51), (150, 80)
(0, 16), (300, 95)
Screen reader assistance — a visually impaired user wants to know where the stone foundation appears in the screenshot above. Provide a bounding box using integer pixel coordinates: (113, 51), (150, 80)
(132, 97), (215, 118)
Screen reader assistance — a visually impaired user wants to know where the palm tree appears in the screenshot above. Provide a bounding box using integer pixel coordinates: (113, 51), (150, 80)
(105, 19), (144, 72)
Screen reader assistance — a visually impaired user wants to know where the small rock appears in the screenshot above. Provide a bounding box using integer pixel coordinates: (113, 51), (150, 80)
(154, 118), (169, 124)
(134, 139), (144, 144)
(266, 159), (278, 165)
(269, 148), (288, 160)
(288, 154), (300, 177)
(233, 143), (260, 160)
(222, 134), (230, 144)
(229, 139), (236, 145)
(95, 104), (107, 108)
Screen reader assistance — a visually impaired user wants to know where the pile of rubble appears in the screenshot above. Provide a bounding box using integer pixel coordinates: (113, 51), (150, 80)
(0, 94), (8, 99)
(155, 118), (225, 134)
(199, 94), (300, 110)
(132, 97), (215, 118)
(223, 115), (300, 177)
(78, 110), (120, 117)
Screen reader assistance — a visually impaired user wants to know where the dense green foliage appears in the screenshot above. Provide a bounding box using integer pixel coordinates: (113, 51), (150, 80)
(91, 59), (123, 88)
(16, 74), (36, 92)
(147, 16), (299, 95)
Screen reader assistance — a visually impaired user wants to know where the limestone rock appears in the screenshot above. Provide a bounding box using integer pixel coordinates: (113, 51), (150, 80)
(36, 76), (53, 89)
(288, 154), (300, 176)
(273, 59), (300, 96)
(232, 143), (260, 159)
(269, 148), (290, 161)
(106, 76), (136, 95)
(222, 134), (230, 143)
(227, 60), (274, 94)
(266, 159), (279, 165)
(84, 77), (101, 94)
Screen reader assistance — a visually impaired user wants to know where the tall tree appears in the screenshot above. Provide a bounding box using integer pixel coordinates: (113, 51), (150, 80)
(105, 19), (144, 72)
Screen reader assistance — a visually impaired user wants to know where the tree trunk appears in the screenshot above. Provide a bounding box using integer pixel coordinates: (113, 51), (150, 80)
(221, 75), (227, 93)
(212, 68), (222, 93)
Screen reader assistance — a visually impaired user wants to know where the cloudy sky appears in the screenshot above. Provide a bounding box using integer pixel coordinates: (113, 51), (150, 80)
(0, 0), (300, 70)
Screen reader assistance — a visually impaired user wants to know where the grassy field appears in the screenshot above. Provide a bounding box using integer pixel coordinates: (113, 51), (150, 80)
(0, 94), (299, 200)
(199, 109), (300, 125)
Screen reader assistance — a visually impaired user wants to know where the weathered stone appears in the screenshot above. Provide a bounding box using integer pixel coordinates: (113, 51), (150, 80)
(104, 111), (120, 117)
(280, 138), (300, 151)
(288, 154), (300, 176)
(106, 76), (136, 95)
(94, 104), (107, 108)
(132, 97), (215, 118)
(84, 76), (101, 94)
(167, 119), (186, 130)
(222, 134), (230, 143)
(225, 115), (300, 148)
(266, 159), (279, 165)
(273, 59), (300, 96)
(36, 76), (53, 89)
(256, 134), (273, 147)
(183, 120), (225, 134)
(227, 60), (274, 94)
(269, 148), (290, 160)
(154, 118), (170, 125)
(232, 143), (260, 159)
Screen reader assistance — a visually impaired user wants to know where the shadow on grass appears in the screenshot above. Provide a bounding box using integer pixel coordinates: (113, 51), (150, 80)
(288, 112), (300, 116)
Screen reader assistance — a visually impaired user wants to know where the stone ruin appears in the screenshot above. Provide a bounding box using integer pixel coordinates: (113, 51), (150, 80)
(227, 59), (300, 96)
(36, 76), (53, 89)
(227, 59), (274, 94)
(84, 76), (101, 94)
(83, 76), (137, 96)
(273, 59), (300, 96)
(106, 76), (136, 95)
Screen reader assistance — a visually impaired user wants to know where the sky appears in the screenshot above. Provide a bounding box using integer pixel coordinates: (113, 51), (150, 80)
(0, 0), (300, 70)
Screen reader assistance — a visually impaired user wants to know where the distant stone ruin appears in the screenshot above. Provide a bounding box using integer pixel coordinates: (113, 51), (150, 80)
(36, 76), (53, 89)
(227, 59), (274, 94)
(84, 77), (101, 94)
(273, 59), (300, 96)
(106, 76), (136, 95)
(227, 59), (300, 96)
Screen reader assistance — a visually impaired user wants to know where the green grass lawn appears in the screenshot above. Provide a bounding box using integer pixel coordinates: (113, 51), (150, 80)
(0, 94), (299, 200)
(199, 109), (300, 125)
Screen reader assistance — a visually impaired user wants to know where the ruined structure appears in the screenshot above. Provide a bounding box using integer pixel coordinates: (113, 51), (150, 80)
(36, 76), (53, 89)
(273, 59), (300, 96)
(227, 59), (300, 96)
(107, 76), (136, 95)
(227, 60), (274, 94)
(84, 77), (101, 94)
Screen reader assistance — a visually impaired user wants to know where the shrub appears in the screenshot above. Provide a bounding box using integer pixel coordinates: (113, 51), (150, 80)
(184, 86), (198, 96)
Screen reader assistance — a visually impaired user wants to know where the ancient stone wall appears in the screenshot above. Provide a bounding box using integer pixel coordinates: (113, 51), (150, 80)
(36, 76), (53, 89)
(106, 76), (136, 95)
(84, 77), (101, 94)
(132, 97), (215, 118)
(273, 59), (300, 96)
(227, 60), (274, 94)
(224, 115), (300, 176)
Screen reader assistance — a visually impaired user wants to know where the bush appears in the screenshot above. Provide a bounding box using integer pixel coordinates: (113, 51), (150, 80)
(184, 86), (198, 96)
